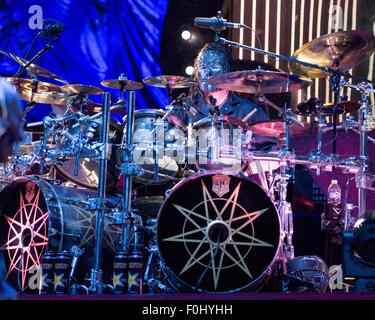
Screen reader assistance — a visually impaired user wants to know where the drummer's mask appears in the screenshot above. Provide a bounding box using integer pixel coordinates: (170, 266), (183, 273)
(195, 46), (230, 93)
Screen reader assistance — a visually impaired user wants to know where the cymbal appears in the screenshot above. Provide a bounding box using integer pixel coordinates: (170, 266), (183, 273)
(250, 120), (310, 137)
(296, 98), (345, 116)
(5, 77), (69, 104)
(0, 50), (69, 84)
(326, 101), (360, 113)
(143, 75), (196, 89)
(207, 69), (312, 94)
(61, 84), (103, 95)
(289, 30), (375, 78)
(101, 79), (143, 90)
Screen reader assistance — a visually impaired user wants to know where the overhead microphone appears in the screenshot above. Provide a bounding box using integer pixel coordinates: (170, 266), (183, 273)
(37, 19), (65, 39)
(194, 11), (245, 33)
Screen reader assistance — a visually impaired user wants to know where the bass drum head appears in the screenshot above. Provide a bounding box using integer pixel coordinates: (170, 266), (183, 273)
(157, 172), (280, 293)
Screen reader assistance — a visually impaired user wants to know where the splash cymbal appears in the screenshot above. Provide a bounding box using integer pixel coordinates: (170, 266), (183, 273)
(143, 75), (196, 89)
(101, 79), (143, 90)
(289, 30), (375, 78)
(207, 69), (312, 94)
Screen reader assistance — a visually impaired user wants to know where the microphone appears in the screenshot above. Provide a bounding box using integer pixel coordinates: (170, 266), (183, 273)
(194, 11), (244, 33)
(38, 20), (65, 39)
(69, 246), (85, 281)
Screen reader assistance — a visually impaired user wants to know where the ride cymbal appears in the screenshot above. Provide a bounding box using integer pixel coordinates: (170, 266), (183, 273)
(289, 30), (375, 78)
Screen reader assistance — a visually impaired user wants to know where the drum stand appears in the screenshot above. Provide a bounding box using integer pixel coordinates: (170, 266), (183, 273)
(340, 80), (375, 217)
(88, 92), (111, 294)
(277, 109), (296, 271)
(118, 91), (141, 252)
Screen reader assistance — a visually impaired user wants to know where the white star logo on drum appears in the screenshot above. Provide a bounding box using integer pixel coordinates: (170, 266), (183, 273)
(162, 180), (274, 290)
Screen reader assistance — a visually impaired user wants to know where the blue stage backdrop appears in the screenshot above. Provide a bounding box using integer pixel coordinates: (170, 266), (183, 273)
(0, 0), (169, 122)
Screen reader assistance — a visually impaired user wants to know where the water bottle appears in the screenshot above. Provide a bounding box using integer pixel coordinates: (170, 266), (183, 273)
(326, 179), (342, 220)
(327, 180), (341, 204)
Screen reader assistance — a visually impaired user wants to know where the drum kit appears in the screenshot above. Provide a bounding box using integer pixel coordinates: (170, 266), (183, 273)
(1, 27), (375, 295)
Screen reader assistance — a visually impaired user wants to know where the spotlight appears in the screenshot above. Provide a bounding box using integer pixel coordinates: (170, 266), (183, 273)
(185, 66), (194, 76)
(181, 30), (192, 40)
(343, 211), (375, 292)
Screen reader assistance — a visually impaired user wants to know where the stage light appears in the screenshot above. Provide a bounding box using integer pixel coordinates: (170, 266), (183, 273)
(343, 211), (375, 292)
(185, 66), (194, 76)
(181, 30), (192, 40)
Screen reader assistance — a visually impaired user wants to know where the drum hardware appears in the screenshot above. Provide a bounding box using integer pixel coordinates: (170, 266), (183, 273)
(117, 91), (142, 256)
(87, 92), (111, 294)
(340, 80), (374, 217)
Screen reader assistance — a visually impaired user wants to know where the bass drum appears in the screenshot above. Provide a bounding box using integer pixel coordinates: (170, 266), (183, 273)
(0, 176), (142, 292)
(157, 172), (281, 293)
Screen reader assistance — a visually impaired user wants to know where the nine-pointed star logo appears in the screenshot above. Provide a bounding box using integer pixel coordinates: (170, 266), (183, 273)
(162, 180), (274, 290)
(1, 188), (48, 290)
(128, 272), (139, 290)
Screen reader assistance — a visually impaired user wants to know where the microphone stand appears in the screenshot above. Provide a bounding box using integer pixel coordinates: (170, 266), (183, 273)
(12, 42), (53, 78)
(214, 35), (352, 82)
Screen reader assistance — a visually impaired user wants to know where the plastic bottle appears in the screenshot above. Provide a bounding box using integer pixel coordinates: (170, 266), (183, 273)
(327, 179), (341, 204)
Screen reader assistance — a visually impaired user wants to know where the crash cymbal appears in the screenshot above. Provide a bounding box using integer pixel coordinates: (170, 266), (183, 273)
(143, 75), (196, 89)
(0, 50), (69, 84)
(101, 79), (143, 90)
(296, 98), (345, 116)
(5, 77), (69, 104)
(250, 119), (310, 137)
(289, 30), (375, 78)
(207, 69), (312, 94)
(61, 84), (103, 95)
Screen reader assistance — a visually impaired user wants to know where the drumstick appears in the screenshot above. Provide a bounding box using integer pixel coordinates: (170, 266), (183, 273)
(242, 108), (257, 124)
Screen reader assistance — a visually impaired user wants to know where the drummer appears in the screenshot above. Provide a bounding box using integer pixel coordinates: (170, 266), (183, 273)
(171, 42), (275, 149)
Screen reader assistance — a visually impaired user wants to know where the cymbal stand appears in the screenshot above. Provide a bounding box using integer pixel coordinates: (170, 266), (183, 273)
(88, 92), (111, 294)
(330, 59), (341, 158)
(340, 80), (374, 217)
(119, 91), (141, 252)
(274, 108), (297, 271)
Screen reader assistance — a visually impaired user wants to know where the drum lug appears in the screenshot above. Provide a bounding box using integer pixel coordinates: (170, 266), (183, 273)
(197, 168), (206, 175)
(164, 189), (172, 198)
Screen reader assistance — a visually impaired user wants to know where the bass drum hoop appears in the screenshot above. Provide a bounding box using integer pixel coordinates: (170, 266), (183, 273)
(156, 171), (281, 293)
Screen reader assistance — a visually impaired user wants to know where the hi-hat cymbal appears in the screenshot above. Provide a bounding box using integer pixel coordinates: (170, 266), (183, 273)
(207, 69), (312, 94)
(61, 84), (103, 95)
(250, 120), (310, 137)
(0, 50), (69, 84)
(143, 75), (196, 89)
(101, 79), (143, 90)
(289, 30), (375, 78)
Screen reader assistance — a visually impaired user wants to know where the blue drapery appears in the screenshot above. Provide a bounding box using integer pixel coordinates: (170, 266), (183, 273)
(0, 0), (169, 122)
